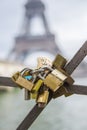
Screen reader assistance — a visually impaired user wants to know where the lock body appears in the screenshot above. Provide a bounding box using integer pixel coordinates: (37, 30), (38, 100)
(32, 79), (43, 93)
(37, 90), (49, 107)
(52, 54), (67, 69)
(12, 72), (34, 91)
(44, 68), (68, 92)
(31, 79), (43, 99)
(44, 74), (63, 92)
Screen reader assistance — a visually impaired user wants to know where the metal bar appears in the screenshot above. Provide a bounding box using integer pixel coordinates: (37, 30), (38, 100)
(65, 41), (87, 75)
(0, 77), (18, 88)
(16, 42), (87, 130)
(65, 84), (87, 95)
(17, 92), (52, 130)
(17, 105), (44, 130)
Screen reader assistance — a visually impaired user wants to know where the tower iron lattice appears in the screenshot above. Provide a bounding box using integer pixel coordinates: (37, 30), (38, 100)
(9, 0), (61, 62)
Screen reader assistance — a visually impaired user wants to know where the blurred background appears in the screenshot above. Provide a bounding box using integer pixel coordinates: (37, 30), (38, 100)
(0, 0), (87, 130)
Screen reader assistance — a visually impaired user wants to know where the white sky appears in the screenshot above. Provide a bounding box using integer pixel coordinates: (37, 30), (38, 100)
(0, 0), (87, 63)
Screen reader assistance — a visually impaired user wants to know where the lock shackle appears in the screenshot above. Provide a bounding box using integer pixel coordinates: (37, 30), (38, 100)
(41, 65), (53, 71)
(20, 68), (32, 76)
(30, 68), (44, 74)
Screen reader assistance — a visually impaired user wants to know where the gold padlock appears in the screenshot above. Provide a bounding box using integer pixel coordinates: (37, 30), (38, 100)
(52, 55), (74, 85)
(12, 72), (34, 91)
(37, 90), (49, 107)
(30, 80), (43, 99)
(52, 69), (67, 81)
(52, 68), (74, 98)
(30, 92), (37, 99)
(32, 79), (43, 93)
(57, 68), (74, 85)
(44, 74), (63, 92)
(52, 54), (67, 69)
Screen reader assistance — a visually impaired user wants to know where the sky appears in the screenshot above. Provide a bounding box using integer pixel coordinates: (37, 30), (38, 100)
(0, 0), (87, 63)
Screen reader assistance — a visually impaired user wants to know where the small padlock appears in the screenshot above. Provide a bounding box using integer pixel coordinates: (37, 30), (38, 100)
(57, 68), (74, 85)
(30, 92), (37, 99)
(12, 72), (34, 91)
(23, 72), (33, 100)
(52, 69), (67, 81)
(52, 68), (74, 98)
(52, 54), (67, 69)
(24, 89), (31, 100)
(37, 90), (49, 108)
(30, 79), (43, 99)
(44, 74), (63, 92)
(31, 79), (43, 93)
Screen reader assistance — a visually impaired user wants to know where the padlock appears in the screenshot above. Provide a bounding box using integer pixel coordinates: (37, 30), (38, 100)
(52, 54), (67, 69)
(44, 74), (63, 92)
(22, 71), (33, 100)
(24, 89), (31, 100)
(57, 68), (74, 85)
(32, 79), (43, 93)
(24, 75), (33, 100)
(30, 92), (38, 99)
(52, 68), (74, 98)
(37, 90), (49, 108)
(30, 79), (43, 99)
(12, 72), (34, 91)
(52, 55), (74, 85)
(52, 69), (67, 81)
(44, 68), (67, 92)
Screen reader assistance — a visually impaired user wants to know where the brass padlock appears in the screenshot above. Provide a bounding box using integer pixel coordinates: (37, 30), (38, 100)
(44, 74), (63, 92)
(30, 92), (37, 99)
(12, 72), (34, 91)
(52, 54), (74, 85)
(37, 90), (49, 107)
(52, 68), (74, 98)
(22, 70), (33, 100)
(52, 69), (67, 81)
(52, 54), (67, 69)
(32, 79), (43, 93)
(57, 68), (74, 85)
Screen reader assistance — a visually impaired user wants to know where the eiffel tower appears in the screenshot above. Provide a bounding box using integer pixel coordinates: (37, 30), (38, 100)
(9, 0), (61, 62)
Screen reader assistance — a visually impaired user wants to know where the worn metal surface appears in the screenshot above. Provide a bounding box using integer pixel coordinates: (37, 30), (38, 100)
(16, 91), (53, 130)
(65, 41), (87, 75)
(0, 77), (18, 88)
(66, 84), (87, 95)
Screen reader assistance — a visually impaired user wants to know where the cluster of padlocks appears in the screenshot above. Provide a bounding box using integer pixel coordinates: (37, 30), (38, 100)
(12, 54), (74, 108)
